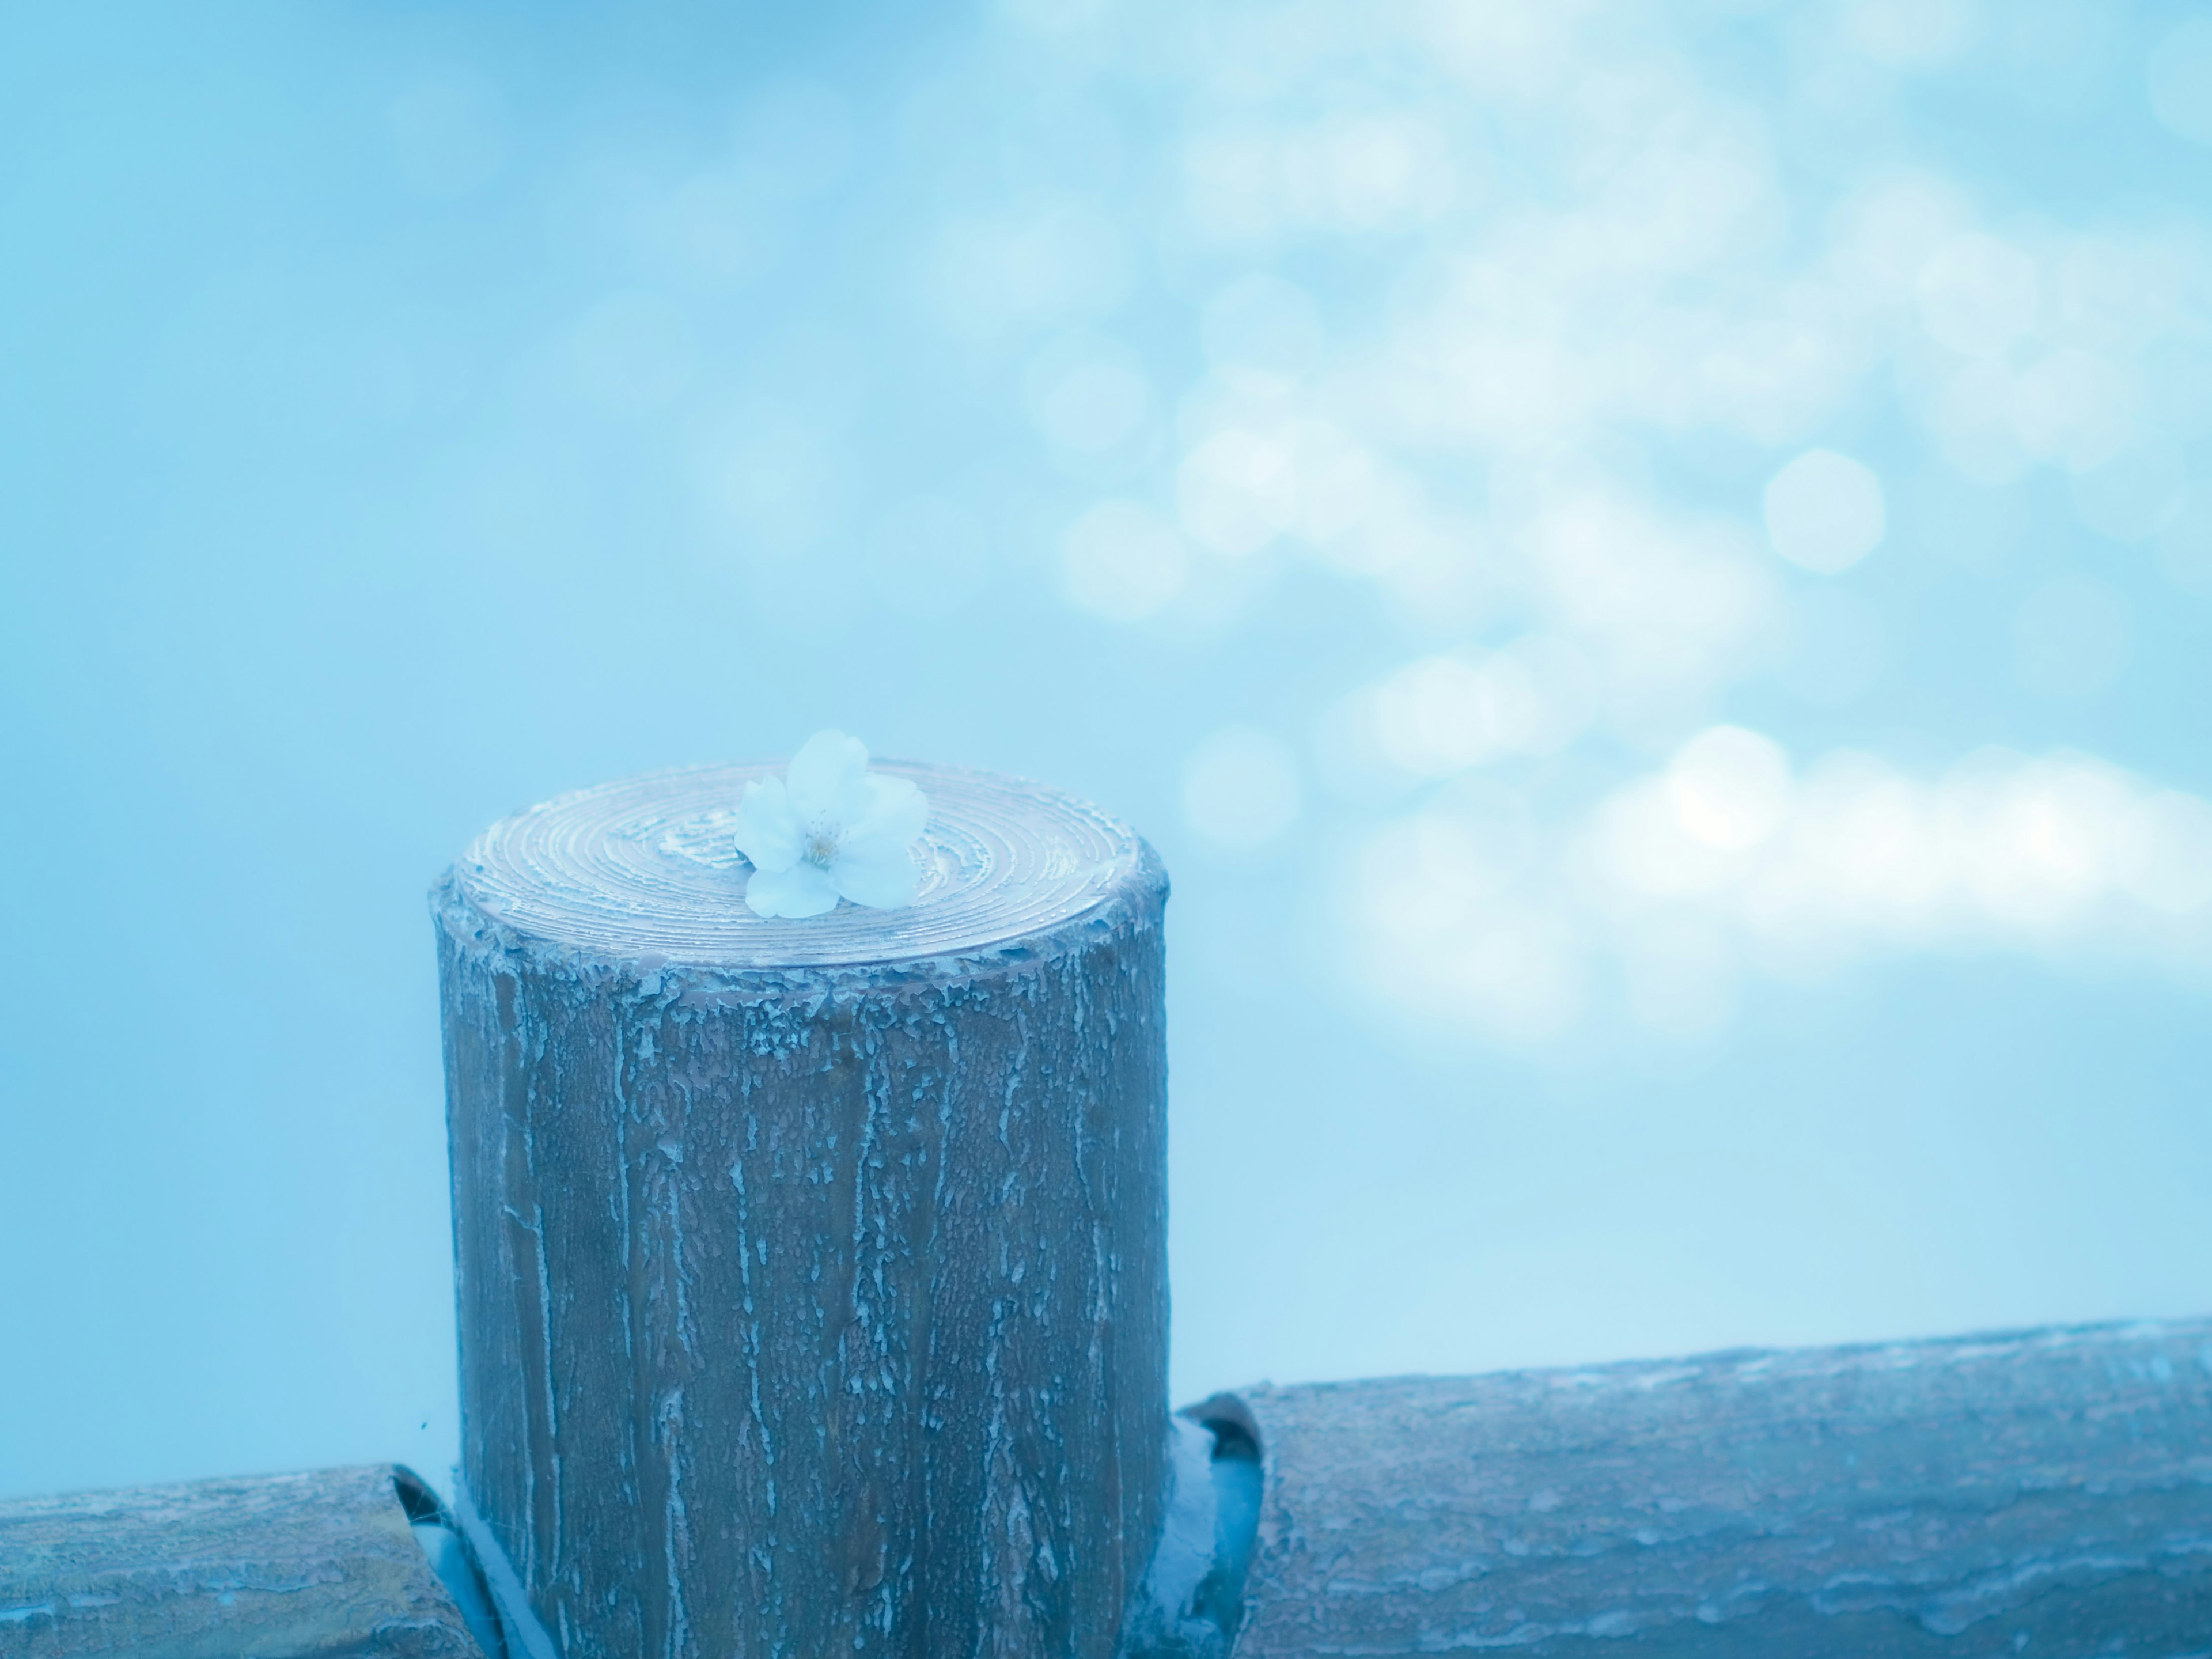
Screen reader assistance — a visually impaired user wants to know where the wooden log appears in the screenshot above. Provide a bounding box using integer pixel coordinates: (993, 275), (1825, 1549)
(433, 760), (1171, 1659)
(0, 1464), (493, 1658)
(1225, 1318), (2212, 1656)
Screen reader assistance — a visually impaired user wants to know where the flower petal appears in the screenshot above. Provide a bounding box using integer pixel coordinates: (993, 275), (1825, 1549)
(745, 861), (840, 919)
(829, 841), (920, 909)
(848, 774), (929, 849)
(786, 730), (872, 822)
(733, 777), (802, 873)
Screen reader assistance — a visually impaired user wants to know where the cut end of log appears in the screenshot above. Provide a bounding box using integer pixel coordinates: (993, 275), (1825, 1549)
(438, 759), (1165, 974)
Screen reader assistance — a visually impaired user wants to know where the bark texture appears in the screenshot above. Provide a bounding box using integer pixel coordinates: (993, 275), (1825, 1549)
(0, 1464), (483, 1658)
(1230, 1318), (2212, 1656)
(434, 762), (1170, 1659)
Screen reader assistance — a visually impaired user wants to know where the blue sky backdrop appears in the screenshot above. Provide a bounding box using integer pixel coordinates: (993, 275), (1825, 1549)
(4, 0), (2211, 1498)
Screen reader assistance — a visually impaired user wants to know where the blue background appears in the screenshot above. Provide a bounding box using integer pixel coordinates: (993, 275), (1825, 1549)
(4, 0), (2210, 1498)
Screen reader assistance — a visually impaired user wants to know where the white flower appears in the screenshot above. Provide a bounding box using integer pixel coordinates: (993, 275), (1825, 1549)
(732, 730), (930, 919)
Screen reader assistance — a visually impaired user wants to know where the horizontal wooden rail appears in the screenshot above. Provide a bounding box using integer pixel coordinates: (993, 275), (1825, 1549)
(0, 1464), (499, 1658)
(1213, 1319), (2212, 1656)
(6, 1319), (2207, 1656)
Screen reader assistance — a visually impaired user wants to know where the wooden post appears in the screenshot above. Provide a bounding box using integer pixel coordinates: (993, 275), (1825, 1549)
(0, 1465), (494, 1658)
(433, 762), (1171, 1658)
(1222, 1318), (2212, 1656)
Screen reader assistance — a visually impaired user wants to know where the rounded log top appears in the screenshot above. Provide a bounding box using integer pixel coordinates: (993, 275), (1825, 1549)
(441, 761), (1164, 972)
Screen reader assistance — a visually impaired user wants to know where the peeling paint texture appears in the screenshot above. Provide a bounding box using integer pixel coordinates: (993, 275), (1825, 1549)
(434, 762), (1171, 1659)
(1233, 1319), (2212, 1657)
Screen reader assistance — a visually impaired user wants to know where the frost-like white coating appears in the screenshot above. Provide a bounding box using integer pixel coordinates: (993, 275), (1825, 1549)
(449, 758), (1153, 974)
(434, 760), (1172, 1659)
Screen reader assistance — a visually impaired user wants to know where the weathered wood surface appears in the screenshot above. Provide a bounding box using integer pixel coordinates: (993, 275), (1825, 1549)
(1229, 1319), (2212, 1656)
(434, 761), (1171, 1659)
(0, 1464), (484, 1658)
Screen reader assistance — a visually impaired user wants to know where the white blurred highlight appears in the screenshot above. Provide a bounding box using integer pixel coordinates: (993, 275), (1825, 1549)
(1183, 728), (1304, 850)
(1343, 738), (2212, 1046)
(1764, 450), (1886, 574)
(2148, 19), (2212, 147)
(1667, 726), (1793, 852)
(1916, 234), (2037, 359)
(1029, 338), (1153, 455)
(1179, 430), (1300, 555)
(961, 0), (2212, 1045)
(1363, 638), (1597, 778)
(1061, 500), (1189, 621)
(1842, 0), (1982, 69)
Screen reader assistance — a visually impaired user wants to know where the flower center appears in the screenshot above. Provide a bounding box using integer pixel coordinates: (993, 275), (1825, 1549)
(804, 827), (841, 868)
